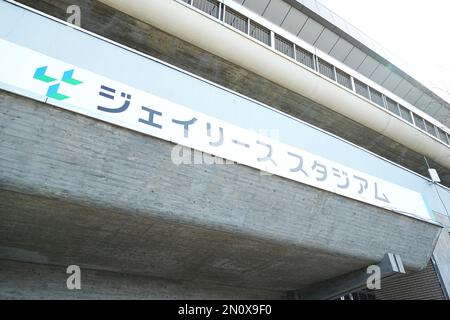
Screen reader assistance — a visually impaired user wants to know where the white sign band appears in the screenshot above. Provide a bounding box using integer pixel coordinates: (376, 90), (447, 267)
(0, 39), (431, 221)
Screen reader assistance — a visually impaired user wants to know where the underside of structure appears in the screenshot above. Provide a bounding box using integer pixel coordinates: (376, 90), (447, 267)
(0, 91), (442, 298)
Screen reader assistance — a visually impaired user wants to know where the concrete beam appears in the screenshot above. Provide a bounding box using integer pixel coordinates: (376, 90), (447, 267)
(0, 90), (441, 293)
(288, 253), (406, 300)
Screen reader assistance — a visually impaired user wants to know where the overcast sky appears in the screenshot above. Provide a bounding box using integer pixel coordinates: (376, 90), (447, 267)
(318, 0), (450, 103)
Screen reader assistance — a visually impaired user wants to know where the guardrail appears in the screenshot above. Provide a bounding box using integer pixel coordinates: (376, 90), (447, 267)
(179, 0), (450, 148)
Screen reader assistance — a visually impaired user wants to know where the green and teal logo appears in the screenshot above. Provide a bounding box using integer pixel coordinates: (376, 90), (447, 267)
(33, 66), (82, 100)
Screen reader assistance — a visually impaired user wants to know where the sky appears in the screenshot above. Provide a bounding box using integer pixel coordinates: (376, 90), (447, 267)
(317, 0), (450, 103)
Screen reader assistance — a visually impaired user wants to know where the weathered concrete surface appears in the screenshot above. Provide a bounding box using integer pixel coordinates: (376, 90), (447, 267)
(432, 213), (450, 297)
(15, 0), (450, 186)
(0, 260), (281, 299)
(291, 253), (407, 300)
(0, 90), (442, 299)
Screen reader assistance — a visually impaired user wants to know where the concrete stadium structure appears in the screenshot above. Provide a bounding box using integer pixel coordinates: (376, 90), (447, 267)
(0, 0), (450, 299)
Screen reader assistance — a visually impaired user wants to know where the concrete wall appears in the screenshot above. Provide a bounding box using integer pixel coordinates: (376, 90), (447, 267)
(0, 90), (442, 299)
(13, 0), (450, 187)
(0, 260), (281, 299)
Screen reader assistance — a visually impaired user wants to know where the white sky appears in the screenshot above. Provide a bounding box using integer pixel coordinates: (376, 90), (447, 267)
(317, 0), (450, 103)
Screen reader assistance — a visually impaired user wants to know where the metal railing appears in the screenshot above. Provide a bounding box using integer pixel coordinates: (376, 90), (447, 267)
(178, 0), (450, 147)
